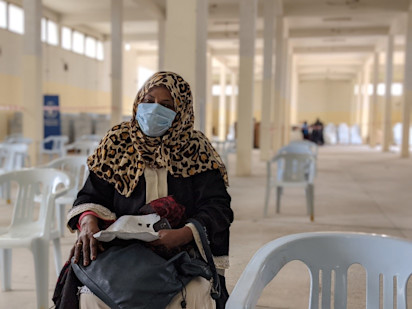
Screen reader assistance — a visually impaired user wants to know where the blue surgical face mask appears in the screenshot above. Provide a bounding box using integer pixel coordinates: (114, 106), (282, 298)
(136, 103), (176, 137)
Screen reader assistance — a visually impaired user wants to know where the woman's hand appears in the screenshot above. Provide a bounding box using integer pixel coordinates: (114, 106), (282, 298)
(150, 226), (193, 250)
(70, 214), (104, 266)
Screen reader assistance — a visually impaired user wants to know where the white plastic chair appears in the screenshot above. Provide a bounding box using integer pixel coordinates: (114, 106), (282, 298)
(4, 134), (33, 166)
(0, 168), (70, 309)
(42, 155), (89, 236)
(65, 140), (99, 155)
(264, 153), (316, 221)
(39, 135), (69, 162)
(226, 232), (412, 309)
(289, 140), (318, 157)
(0, 143), (29, 203)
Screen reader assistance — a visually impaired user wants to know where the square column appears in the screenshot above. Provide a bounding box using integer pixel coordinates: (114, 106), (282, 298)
(382, 34), (394, 152)
(110, 0), (123, 126)
(22, 0), (42, 165)
(236, 0), (257, 176)
(401, 5), (412, 158)
(164, 0), (208, 131)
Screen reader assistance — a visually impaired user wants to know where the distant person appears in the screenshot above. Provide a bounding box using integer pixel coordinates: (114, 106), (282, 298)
(301, 121), (309, 140)
(311, 118), (324, 145)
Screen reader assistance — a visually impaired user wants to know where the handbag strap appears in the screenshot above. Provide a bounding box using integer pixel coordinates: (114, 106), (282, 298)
(187, 218), (221, 299)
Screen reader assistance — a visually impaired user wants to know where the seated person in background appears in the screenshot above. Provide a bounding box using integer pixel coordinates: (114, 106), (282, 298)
(55, 71), (233, 309)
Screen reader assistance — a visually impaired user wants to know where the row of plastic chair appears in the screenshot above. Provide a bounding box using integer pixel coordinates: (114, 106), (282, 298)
(0, 135), (94, 308)
(0, 168), (71, 309)
(264, 140), (318, 221)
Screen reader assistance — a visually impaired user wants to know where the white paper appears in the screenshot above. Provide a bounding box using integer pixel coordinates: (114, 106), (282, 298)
(93, 214), (160, 242)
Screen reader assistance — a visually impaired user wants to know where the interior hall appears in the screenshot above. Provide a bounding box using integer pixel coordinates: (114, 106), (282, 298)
(1, 0), (412, 308)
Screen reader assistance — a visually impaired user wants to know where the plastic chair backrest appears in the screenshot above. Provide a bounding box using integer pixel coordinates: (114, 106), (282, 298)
(278, 144), (313, 156)
(226, 232), (412, 309)
(0, 143), (28, 172)
(0, 168), (70, 238)
(289, 140), (318, 156)
(41, 135), (69, 152)
(45, 156), (89, 197)
(68, 140), (99, 155)
(271, 153), (315, 184)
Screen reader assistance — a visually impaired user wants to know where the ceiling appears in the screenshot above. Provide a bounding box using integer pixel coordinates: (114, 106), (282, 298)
(39, 0), (411, 82)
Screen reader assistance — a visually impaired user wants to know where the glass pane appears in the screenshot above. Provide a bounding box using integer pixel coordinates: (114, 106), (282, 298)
(47, 20), (58, 45)
(41, 18), (46, 42)
(0, 1), (6, 29)
(61, 26), (71, 50)
(72, 31), (84, 54)
(85, 36), (96, 58)
(96, 41), (104, 60)
(8, 4), (24, 34)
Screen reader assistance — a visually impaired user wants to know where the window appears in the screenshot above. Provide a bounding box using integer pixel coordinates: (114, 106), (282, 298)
(85, 36), (96, 58)
(61, 27), (72, 50)
(72, 30), (84, 54)
(138, 67), (155, 89)
(96, 41), (104, 60)
(41, 18), (46, 42)
(0, 1), (6, 29)
(47, 20), (58, 45)
(8, 4), (24, 34)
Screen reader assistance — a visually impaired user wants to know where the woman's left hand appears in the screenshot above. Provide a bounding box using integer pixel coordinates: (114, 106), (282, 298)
(150, 226), (193, 250)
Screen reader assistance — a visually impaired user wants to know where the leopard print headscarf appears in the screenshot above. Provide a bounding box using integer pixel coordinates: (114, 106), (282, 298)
(87, 71), (228, 197)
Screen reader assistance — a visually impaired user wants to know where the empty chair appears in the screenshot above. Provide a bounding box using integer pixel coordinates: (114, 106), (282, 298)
(338, 123), (350, 144)
(0, 143), (29, 203)
(277, 144), (314, 156)
(289, 140), (318, 157)
(79, 134), (102, 143)
(42, 155), (89, 236)
(264, 152), (316, 220)
(226, 232), (412, 309)
(0, 168), (70, 309)
(4, 134), (32, 166)
(65, 140), (99, 155)
(39, 135), (69, 162)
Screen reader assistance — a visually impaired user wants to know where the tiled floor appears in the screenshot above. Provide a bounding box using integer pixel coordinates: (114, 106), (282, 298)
(1, 144), (412, 308)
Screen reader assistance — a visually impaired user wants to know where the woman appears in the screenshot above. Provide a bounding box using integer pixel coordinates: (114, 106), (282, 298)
(61, 71), (233, 308)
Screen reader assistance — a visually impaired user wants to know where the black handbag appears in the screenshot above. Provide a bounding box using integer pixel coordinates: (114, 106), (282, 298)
(71, 218), (220, 309)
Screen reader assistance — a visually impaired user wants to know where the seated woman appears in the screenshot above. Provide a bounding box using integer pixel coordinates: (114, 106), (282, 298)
(54, 71), (233, 309)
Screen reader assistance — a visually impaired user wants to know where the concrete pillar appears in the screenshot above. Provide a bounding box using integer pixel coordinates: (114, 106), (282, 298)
(259, 0), (275, 161)
(236, 0), (256, 176)
(401, 6), (412, 158)
(273, 17), (284, 152)
(290, 54), (298, 126)
(361, 61), (371, 141)
(369, 52), (379, 148)
(164, 0), (208, 132)
(218, 65), (227, 141)
(356, 72), (363, 128)
(205, 52), (213, 139)
(283, 41), (292, 145)
(22, 0), (42, 165)
(158, 19), (165, 70)
(110, 0), (123, 126)
(229, 72), (237, 134)
(382, 34), (394, 152)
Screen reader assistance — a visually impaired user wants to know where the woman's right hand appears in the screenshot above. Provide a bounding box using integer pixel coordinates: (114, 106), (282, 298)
(71, 214), (104, 266)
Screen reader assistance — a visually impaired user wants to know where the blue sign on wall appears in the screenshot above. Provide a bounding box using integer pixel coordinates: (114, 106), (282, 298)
(43, 95), (61, 149)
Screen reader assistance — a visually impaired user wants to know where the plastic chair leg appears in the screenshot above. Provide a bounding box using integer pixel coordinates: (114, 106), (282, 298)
(263, 183), (271, 217)
(31, 239), (50, 309)
(276, 187), (283, 213)
(56, 203), (66, 237)
(52, 236), (62, 276)
(0, 248), (12, 291)
(305, 184), (314, 221)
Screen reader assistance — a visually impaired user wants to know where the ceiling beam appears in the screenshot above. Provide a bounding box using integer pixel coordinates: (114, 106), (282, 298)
(294, 45), (376, 54)
(60, 9), (154, 24)
(290, 26), (389, 39)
